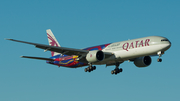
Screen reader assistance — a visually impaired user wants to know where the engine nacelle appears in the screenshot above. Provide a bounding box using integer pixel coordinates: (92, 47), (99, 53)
(134, 56), (152, 67)
(86, 50), (104, 63)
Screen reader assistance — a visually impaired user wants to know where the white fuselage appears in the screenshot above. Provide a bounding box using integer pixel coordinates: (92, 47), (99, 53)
(96, 36), (171, 65)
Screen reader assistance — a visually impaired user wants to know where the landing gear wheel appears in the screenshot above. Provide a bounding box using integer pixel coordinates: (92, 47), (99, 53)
(87, 67), (90, 72)
(115, 69), (119, 74)
(111, 70), (114, 74)
(157, 58), (162, 62)
(93, 66), (96, 70)
(119, 68), (123, 72)
(90, 66), (93, 70)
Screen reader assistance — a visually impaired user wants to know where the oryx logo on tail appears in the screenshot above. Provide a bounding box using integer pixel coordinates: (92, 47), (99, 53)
(46, 29), (61, 56)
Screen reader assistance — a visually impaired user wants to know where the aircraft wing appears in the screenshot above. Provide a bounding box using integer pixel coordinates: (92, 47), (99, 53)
(6, 39), (114, 58)
(6, 39), (89, 56)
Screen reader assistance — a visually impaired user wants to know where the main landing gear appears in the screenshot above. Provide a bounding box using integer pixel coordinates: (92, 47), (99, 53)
(157, 51), (163, 62)
(84, 63), (123, 75)
(84, 63), (96, 72)
(111, 63), (123, 75)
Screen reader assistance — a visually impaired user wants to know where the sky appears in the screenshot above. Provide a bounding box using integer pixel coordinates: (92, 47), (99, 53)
(1, 0), (180, 101)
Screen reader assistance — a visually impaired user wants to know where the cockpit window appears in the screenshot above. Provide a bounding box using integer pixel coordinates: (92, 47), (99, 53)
(161, 39), (169, 41)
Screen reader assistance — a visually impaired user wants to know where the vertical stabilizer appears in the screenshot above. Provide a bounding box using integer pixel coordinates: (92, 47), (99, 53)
(46, 29), (61, 56)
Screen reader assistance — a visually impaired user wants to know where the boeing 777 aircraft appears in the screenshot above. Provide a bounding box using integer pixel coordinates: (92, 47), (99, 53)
(6, 29), (171, 75)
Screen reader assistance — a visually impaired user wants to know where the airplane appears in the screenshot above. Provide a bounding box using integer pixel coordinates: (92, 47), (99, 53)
(6, 29), (171, 75)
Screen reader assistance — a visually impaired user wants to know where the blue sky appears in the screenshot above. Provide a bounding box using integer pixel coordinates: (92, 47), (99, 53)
(1, 0), (180, 101)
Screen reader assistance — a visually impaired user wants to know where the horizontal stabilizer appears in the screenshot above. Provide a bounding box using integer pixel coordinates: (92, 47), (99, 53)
(21, 56), (54, 61)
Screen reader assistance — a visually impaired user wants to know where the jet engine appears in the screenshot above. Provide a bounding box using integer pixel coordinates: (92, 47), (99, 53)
(86, 50), (104, 63)
(134, 56), (152, 67)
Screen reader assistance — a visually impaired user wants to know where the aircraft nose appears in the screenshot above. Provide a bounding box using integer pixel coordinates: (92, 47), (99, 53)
(161, 38), (171, 50)
(162, 38), (171, 47)
(169, 40), (171, 45)
(169, 40), (171, 47)
(167, 39), (171, 49)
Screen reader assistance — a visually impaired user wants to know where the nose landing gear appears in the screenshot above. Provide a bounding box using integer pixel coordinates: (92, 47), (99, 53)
(157, 51), (163, 62)
(157, 58), (162, 62)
